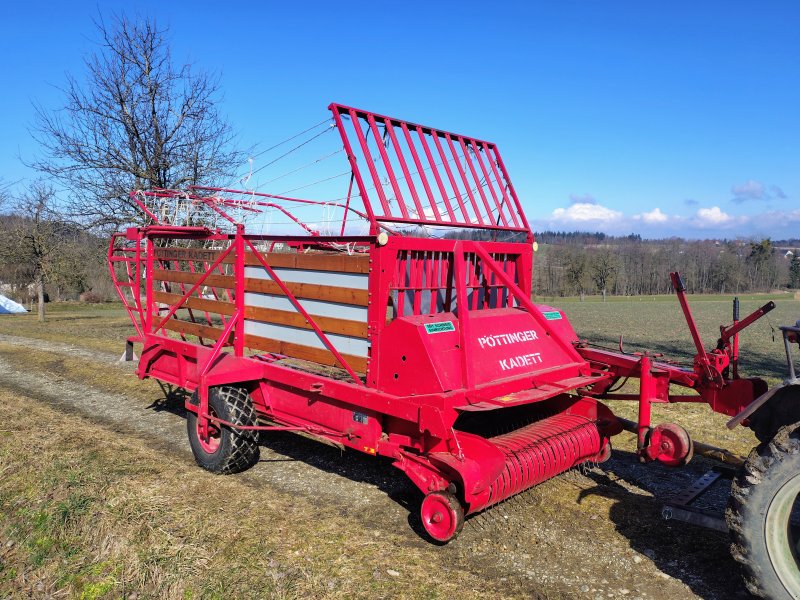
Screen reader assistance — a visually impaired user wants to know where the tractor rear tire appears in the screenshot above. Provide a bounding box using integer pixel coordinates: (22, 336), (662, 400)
(727, 423), (800, 599)
(748, 386), (800, 444)
(187, 386), (260, 474)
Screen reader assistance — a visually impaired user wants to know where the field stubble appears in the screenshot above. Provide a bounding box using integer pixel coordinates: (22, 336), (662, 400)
(0, 293), (797, 599)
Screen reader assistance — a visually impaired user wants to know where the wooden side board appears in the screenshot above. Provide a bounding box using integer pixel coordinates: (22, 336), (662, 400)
(161, 317), (233, 343)
(153, 247), (371, 274)
(152, 269), (369, 306)
(244, 333), (368, 373)
(152, 290), (368, 338)
(156, 318), (368, 373)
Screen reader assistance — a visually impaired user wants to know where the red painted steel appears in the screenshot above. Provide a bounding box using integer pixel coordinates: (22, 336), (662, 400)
(480, 413), (602, 511)
(107, 103), (773, 543)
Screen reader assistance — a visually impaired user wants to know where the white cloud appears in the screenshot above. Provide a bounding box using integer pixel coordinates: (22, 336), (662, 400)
(551, 202), (622, 223)
(695, 206), (733, 226)
(636, 207), (669, 224)
(535, 187), (797, 238)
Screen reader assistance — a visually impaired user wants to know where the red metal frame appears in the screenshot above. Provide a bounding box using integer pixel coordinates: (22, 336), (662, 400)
(108, 103), (772, 542)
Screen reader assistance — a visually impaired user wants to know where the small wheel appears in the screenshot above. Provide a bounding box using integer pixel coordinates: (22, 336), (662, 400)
(728, 423), (800, 599)
(420, 491), (464, 543)
(647, 423), (693, 467)
(187, 386), (260, 474)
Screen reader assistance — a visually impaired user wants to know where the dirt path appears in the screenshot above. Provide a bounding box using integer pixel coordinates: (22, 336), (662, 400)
(0, 332), (755, 600)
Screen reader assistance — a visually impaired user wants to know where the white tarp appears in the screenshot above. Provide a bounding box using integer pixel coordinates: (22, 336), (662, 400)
(0, 294), (27, 314)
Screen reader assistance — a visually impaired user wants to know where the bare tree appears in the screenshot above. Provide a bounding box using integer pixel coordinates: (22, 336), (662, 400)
(0, 183), (67, 321)
(30, 14), (243, 230)
(590, 249), (618, 302)
(564, 249), (590, 301)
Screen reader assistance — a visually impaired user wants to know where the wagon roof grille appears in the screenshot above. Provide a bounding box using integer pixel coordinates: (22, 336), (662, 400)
(329, 103), (531, 235)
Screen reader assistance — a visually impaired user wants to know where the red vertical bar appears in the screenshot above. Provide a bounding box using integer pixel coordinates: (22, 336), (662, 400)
(384, 119), (426, 219)
(444, 251), (454, 311)
(432, 132), (471, 223)
(481, 142), (520, 228)
(430, 252), (442, 313)
(340, 174), (355, 236)
(453, 243), (473, 389)
(458, 136), (494, 224)
(417, 127), (457, 222)
(469, 254), (480, 310)
(400, 122), (441, 220)
(412, 251), (423, 315)
(346, 108), (392, 216)
(367, 113), (409, 219)
(329, 106), (377, 234)
(396, 251), (406, 317)
(145, 237), (154, 332)
(444, 133), (484, 225)
(234, 226), (245, 357)
(425, 251), (435, 313)
(470, 140), (509, 227)
(485, 255), (495, 309)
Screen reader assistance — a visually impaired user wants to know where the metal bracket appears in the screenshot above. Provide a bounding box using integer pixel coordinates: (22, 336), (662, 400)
(119, 340), (138, 362)
(661, 468), (733, 532)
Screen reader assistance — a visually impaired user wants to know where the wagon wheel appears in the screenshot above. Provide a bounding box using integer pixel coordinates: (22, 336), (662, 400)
(186, 386), (260, 474)
(420, 491), (464, 543)
(728, 423), (800, 599)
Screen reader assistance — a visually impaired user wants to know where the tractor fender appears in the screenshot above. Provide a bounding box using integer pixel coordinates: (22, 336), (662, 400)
(727, 383), (800, 437)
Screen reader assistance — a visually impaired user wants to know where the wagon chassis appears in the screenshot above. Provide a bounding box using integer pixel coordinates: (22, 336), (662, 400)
(109, 102), (791, 574)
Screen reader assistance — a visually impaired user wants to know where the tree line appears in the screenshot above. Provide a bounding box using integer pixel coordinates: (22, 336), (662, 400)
(531, 234), (799, 299)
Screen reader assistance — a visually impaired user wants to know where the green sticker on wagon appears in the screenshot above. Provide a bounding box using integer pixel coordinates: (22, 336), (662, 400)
(542, 311), (562, 321)
(424, 321), (455, 334)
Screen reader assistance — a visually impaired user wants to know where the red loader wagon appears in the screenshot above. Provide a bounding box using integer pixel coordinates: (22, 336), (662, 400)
(109, 103), (800, 598)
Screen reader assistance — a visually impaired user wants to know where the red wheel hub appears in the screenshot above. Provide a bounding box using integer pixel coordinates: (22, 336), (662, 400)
(420, 492), (464, 543)
(197, 408), (221, 454)
(646, 423), (693, 467)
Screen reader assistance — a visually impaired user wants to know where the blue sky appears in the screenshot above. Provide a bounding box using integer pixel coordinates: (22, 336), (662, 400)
(1, 1), (797, 239)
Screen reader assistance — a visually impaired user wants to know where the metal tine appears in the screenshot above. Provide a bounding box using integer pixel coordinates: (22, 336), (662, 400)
(458, 136), (494, 223)
(415, 126), (457, 222)
(432, 131), (471, 224)
(470, 139), (509, 227)
(348, 108), (391, 215)
(399, 121), (441, 220)
(367, 113), (409, 219)
(481, 141), (520, 228)
(383, 118), (425, 220)
(445, 133), (484, 225)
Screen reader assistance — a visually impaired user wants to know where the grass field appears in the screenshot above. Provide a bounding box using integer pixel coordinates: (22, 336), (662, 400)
(0, 293), (798, 599)
(5, 291), (795, 383)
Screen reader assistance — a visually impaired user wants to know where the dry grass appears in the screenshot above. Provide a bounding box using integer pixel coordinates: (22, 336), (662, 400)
(1, 294), (798, 599)
(0, 303), (131, 355)
(0, 388), (520, 600)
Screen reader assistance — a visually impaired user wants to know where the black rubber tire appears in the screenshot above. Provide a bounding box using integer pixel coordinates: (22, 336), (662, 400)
(749, 386), (800, 444)
(727, 423), (800, 599)
(186, 386), (260, 474)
